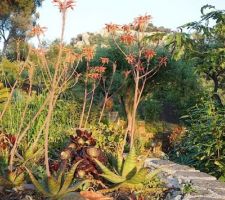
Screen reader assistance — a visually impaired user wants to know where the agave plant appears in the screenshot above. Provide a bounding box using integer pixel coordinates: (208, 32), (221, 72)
(26, 160), (88, 199)
(94, 148), (159, 192)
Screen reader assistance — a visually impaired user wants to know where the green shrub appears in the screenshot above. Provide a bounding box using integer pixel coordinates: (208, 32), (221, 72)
(170, 98), (225, 180)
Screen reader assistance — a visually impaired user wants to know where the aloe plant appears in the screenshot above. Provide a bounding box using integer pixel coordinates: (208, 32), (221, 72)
(0, 170), (25, 188)
(94, 148), (159, 192)
(26, 160), (87, 199)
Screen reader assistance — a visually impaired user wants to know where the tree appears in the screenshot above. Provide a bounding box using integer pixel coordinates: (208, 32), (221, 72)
(166, 5), (225, 106)
(0, 0), (43, 56)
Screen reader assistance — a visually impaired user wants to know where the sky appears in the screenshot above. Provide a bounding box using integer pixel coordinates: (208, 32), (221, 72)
(36, 0), (225, 43)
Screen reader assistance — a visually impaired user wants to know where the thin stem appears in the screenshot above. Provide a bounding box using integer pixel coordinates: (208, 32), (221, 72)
(84, 82), (96, 128)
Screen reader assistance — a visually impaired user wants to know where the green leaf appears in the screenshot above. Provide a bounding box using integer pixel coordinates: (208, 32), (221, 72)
(94, 159), (125, 184)
(117, 153), (123, 175)
(8, 172), (16, 183)
(14, 172), (25, 186)
(48, 176), (61, 195)
(122, 148), (137, 178)
(57, 169), (64, 187)
(26, 168), (50, 197)
(60, 160), (82, 194)
(146, 169), (161, 180)
(66, 180), (87, 193)
(126, 168), (149, 184)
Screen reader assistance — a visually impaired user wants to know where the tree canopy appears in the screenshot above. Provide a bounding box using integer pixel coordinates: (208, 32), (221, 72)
(166, 5), (225, 106)
(0, 0), (43, 56)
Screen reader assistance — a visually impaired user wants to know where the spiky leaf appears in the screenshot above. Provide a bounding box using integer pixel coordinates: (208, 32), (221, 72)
(57, 169), (64, 187)
(48, 176), (61, 195)
(8, 172), (16, 183)
(26, 168), (50, 197)
(66, 180), (87, 193)
(94, 159), (125, 184)
(14, 172), (25, 186)
(60, 160), (82, 194)
(126, 168), (149, 184)
(122, 148), (137, 178)
(117, 153), (123, 175)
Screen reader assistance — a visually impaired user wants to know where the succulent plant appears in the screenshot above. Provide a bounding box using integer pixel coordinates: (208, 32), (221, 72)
(0, 133), (25, 188)
(60, 129), (106, 179)
(94, 148), (159, 192)
(26, 160), (87, 199)
(0, 169), (25, 188)
(70, 129), (96, 149)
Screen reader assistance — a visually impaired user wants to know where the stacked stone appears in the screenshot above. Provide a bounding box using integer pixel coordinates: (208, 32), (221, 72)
(144, 158), (225, 200)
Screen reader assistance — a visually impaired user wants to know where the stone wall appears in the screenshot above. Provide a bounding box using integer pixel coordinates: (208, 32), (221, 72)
(144, 158), (225, 200)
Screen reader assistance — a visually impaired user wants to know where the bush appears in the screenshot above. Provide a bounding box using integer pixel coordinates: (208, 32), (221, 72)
(170, 98), (225, 180)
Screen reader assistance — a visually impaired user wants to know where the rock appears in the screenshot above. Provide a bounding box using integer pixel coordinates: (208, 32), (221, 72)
(175, 171), (216, 181)
(185, 198), (225, 200)
(174, 195), (182, 200)
(145, 158), (225, 200)
(191, 179), (225, 190)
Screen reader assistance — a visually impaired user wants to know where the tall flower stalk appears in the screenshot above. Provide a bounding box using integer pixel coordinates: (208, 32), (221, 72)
(105, 15), (168, 148)
(5, 0), (79, 177)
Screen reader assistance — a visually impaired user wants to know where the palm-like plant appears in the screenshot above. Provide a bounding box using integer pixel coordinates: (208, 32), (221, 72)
(26, 160), (87, 199)
(94, 148), (159, 192)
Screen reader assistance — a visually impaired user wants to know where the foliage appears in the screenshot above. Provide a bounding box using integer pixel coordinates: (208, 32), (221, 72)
(26, 160), (87, 199)
(0, 58), (20, 84)
(0, 133), (25, 188)
(181, 183), (196, 194)
(0, 0), (43, 55)
(170, 98), (225, 179)
(94, 147), (159, 192)
(89, 122), (124, 153)
(138, 59), (202, 124)
(166, 5), (225, 106)
(0, 82), (9, 104)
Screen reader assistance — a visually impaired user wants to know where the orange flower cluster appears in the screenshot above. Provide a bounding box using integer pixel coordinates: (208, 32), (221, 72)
(145, 49), (156, 60)
(65, 52), (81, 63)
(159, 56), (168, 66)
(82, 47), (94, 61)
(126, 54), (136, 64)
(121, 25), (131, 32)
(94, 66), (106, 73)
(30, 25), (47, 37)
(100, 57), (109, 65)
(120, 34), (135, 45)
(88, 66), (106, 80)
(133, 14), (151, 31)
(52, 0), (75, 12)
(88, 73), (101, 79)
(105, 23), (120, 33)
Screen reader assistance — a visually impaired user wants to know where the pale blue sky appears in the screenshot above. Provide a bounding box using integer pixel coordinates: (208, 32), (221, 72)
(37, 0), (225, 43)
